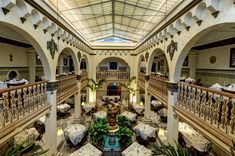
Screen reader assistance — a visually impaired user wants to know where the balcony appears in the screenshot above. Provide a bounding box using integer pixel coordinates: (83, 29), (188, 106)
(0, 81), (49, 144)
(137, 72), (145, 89)
(148, 75), (168, 105)
(56, 74), (78, 104)
(174, 82), (235, 154)
(96, 71), (130, 80)
(81, 72), (88, 88)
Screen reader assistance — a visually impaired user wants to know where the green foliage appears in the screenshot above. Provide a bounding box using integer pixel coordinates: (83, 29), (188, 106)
(3, 142), (49, 156)
(89, 118), (108, 144)
(116, 126), (133, 146)
(153, 141), (193, 156)
(117, 116), (130, 128)
(86, 78), (105, 92)
(120, 76), (137, 94)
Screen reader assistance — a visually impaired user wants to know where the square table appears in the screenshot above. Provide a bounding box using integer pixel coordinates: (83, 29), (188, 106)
(63, 124), (87, 146)
(70, 143), (102, 156)
(57, 103), (71, 113)
(93, 111), (107, 120)
(132, 104), (144, 114)
(178, 122), (211, 152)
(120, 111), (137, 121)
(122, 142), (152, 156)
(133, 123), (157, 140)
(82, 103), (95, 113)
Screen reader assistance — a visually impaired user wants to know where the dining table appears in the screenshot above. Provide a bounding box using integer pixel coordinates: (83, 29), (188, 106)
(70, 143), (102, 156)
(57, 103), (71, 113)
(122, 142), (152, 156)
(120, 111), (137, 121)
(132, 104), (144, 114)
(178, 122), (211, 152)
(63, 124), (87, 146)
(93, 111), (107, 120)
(133, 122), (157, 140)
(82, 103), (95, 113)
(14, 127), (39, 147)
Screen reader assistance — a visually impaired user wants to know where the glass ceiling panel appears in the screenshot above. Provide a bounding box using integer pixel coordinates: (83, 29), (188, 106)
(45, 0), (183, 46)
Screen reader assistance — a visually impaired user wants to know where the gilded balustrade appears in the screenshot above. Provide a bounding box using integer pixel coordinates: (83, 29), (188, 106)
(56, 74), (78, 103)
(137, 72), (145, 89)
(0, 81), (47, 130)
(80, 72), (88, 88)
(96, 71), (130, 80)
(177, 82), (235, 136)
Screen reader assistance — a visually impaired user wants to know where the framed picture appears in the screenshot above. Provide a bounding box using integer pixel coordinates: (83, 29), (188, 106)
(110, 62), (117, 70)
(183, 56), (188, 66)
(230, 48), (235, 67)
(63, 58), (68, 66)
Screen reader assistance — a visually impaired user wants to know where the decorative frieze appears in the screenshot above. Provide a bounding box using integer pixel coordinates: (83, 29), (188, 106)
(46, 81), (58, 91)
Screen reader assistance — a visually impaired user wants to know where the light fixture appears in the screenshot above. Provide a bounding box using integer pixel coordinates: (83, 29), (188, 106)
(81, 101), (85, 106)
(158, 127), (165, 136)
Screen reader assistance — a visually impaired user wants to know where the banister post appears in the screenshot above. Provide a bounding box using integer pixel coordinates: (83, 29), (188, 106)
(143, 75), (151, 124)
(74, 74), (82, 123)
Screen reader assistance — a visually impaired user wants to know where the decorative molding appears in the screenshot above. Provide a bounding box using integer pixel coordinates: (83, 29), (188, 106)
(47, 39), (58, 59)
(20, 17), (27, 24)
(1, 8), (9, 15)
(130, 54), (137, 56)
(76, 74), (81, 81)
(167, 40), (178, 60)
(167, 82), (178, 92)
(46, 81), (58, 91)
(0, 36), (32, 48)
(145, 52), (149, 62)
(77, 51), (81, 62)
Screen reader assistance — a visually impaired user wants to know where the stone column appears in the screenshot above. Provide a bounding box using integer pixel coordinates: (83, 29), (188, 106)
(189, 52), (198, 79)
(27, 51), (36, 83)
(74, 75), (82, 122)
(45, 81), (58, 156)
(166, 82), (179, 146)
(143, 75), (151, 123)
(58, 56), (63, 75)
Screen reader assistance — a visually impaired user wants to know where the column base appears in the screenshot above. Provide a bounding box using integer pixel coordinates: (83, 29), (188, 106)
(143, 118), (151, 124)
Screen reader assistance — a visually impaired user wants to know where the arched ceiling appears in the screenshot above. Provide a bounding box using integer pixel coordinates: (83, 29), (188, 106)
(44, 0), (182, 47)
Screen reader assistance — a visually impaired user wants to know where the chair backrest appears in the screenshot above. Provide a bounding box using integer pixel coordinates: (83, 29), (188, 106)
(7, 82), (25, 88)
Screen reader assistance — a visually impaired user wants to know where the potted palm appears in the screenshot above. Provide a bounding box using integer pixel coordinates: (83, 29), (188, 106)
(153, 141), (192, 156)
(89, 118), (108, 146)
(116, 126), (133, 149)
(120, 76), (138, 104)
(86, 78), (105, 103)
(117, 116), (131, 128)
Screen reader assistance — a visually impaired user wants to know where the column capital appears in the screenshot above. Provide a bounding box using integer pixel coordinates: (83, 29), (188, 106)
(76, 74), (81, 81)
(47, 81), (59, 91)
(167, 81), (178, 92)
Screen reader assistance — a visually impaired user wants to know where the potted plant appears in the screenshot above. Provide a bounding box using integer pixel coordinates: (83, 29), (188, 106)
(117, 116), (130, 128)
(3, 142), (48, 156)
(116, 126), (133, 148)
(89, 118), (108, 146)
(153, 141), (192, 156)
(86, 78), (105, 103)
(120, 76), (138, 104)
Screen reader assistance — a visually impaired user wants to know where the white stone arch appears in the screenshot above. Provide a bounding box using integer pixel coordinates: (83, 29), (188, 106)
(147, 48), (166, 74)
(0, 21), (52, 80)
(173, 22), (235, 81)
(57, 47), (79, 74)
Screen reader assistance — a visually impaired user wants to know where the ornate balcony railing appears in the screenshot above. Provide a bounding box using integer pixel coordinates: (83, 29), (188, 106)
(148, 75), (168, 105)
(81, 72), (88, 88)
(137, 72), (145, 89)
(96, 71), (130, 80)
(56, 74), (78, 104)
(0, 81), (49, 141)
(175, 82), (235, 150)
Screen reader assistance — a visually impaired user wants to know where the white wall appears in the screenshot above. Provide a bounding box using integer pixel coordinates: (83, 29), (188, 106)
(97, 57), (129, 70)
(196, 44), (235, 70)
(0, 43), (28, 67)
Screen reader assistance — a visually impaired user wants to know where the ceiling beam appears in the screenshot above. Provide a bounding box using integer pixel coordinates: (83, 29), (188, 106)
(115, 0), (166, 14)
(112, 0), (115, 36)
(60, 0), (111, 12)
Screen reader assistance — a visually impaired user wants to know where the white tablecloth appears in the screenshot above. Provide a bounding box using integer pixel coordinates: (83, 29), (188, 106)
(179, 122), (210, 152)
(0, 79), (29, 89)
(120, 111), (137, 121)
(133, 104), (144, 114)
(83, 103), (95, 113)
(102, 95), (120, 101)
(63, 124), (87, 146)
(57, 103), (71, 113)
(122, 142), (152, 156)
(0, 82), (7, 89)
(14, 128), (39, 146)
(133, 123), (157, 140)
(151, 100), (162, 107)
(70, 143), (102, 156)
(93, 111), (107, 120)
